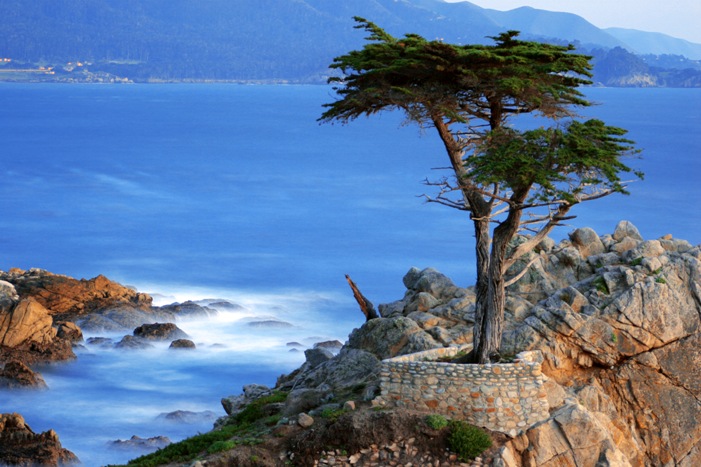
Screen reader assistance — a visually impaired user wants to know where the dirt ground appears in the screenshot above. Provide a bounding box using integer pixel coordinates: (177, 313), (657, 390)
(190, 405), (508, 467)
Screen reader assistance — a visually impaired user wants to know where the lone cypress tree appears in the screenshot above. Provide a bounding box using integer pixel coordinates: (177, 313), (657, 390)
(320, 18), (642, 363)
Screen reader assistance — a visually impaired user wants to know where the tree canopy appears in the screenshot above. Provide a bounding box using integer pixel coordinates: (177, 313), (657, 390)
(321, 18), (642, 363)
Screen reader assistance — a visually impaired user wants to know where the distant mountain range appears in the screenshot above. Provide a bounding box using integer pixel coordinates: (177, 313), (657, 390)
(0, 0), (699, 86)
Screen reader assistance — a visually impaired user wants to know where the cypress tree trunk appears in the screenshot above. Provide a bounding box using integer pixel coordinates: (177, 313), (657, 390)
(474, 190), (527, 364)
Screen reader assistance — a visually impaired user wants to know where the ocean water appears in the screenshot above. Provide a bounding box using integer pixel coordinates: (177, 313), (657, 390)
(0, 84), (700, 465)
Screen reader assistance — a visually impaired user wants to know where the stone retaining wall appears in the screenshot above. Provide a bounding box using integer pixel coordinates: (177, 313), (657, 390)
(375, 346), (550, 436)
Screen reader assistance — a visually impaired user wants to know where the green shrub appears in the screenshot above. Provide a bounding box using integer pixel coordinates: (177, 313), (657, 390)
(232, 391), (288, 425)
(448, 421), (492, 462)
(425, 414), (449, 430)
(319, 407), (346, 422)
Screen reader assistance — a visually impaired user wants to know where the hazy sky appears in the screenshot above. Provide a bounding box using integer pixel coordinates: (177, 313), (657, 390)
(445, 0), (701, 44)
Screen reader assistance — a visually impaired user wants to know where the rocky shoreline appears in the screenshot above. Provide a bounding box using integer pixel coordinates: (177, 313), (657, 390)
(2, 220), (701, 466)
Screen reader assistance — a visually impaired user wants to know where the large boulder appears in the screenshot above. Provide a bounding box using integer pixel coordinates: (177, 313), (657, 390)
(0, 413), (79, 466)
(0, 299), (56, 348)
(346, 316), (440, 360)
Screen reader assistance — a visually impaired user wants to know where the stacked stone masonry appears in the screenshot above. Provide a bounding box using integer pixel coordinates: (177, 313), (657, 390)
(375, 346), (550, 436)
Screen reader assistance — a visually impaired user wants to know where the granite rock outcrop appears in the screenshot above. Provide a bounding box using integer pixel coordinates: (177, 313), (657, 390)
(220, 221), (701, 467)
(0, 413), (78, 466)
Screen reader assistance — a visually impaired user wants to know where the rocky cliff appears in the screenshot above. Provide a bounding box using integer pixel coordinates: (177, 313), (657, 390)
(206, 220), (701, 466)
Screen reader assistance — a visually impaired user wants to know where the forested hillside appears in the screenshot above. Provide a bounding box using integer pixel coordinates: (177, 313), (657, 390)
(0, 0), (699, 86)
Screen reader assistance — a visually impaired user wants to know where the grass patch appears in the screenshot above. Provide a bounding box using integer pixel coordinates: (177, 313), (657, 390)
(230, 391), (288, 425)
(448, 421), (492, 462)
(425, 414), (449, 430)
(107, 424), (244, 467)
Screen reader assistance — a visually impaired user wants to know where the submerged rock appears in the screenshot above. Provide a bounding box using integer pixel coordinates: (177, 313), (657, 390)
(155, 410), (219, 424)
(133, 322), (188, 341)
(108, 434), (171, 452)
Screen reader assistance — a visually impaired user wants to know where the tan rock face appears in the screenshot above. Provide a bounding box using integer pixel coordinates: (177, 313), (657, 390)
(367, 221), (700, 467)
(0, 299), (56, 348)
(0, 269), (152, 320)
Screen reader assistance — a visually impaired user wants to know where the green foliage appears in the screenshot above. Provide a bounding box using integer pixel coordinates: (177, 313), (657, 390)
(593, 276), (609, 294)
(630, 257), (644, 266)
(656, 276), (667, 284)
(448, 421), (493, 461)
(425, 414), (449, 430)
(321, 17), (642, 365)
(611, 332), (618, 343)
(116, 424), (242, 466)
(321, 18), (593, 128)
(470, 120), (641, 205)
(114, 392), (288, 466)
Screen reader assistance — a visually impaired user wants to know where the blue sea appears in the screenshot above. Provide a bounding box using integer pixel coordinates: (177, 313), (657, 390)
(0, 84), (700, 465)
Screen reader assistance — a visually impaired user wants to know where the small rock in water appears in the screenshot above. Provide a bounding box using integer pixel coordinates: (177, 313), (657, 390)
(313, 340), (343, 351)
(85, 337), (113, 347)
(109, 435), (171, 451)
(156, 410), (219, 424)
(115, 335), (154, 350)
(246, 319), (293, 328)
(169, 339), (196, 349)
(133, 322), (189, 341)
(0, 360), (48, 389)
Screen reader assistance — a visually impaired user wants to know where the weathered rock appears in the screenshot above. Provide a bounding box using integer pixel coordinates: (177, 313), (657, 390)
(169, 338), (196, 349)
(613, 220), (643, 241)
(304, 347), (334, 369)
(297, 412), (314, 428)
(0, 280), (19, 313)
(0, 413), (79, 466)
(569, 227), (606, 258)
(0, 361), (48, 389)
(0, 299), (56, 348)
(56, 322), (83, 343)
(133, 322), (188, 341)
(346, 316), (440, 360)
(402, 267), (460, 301)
